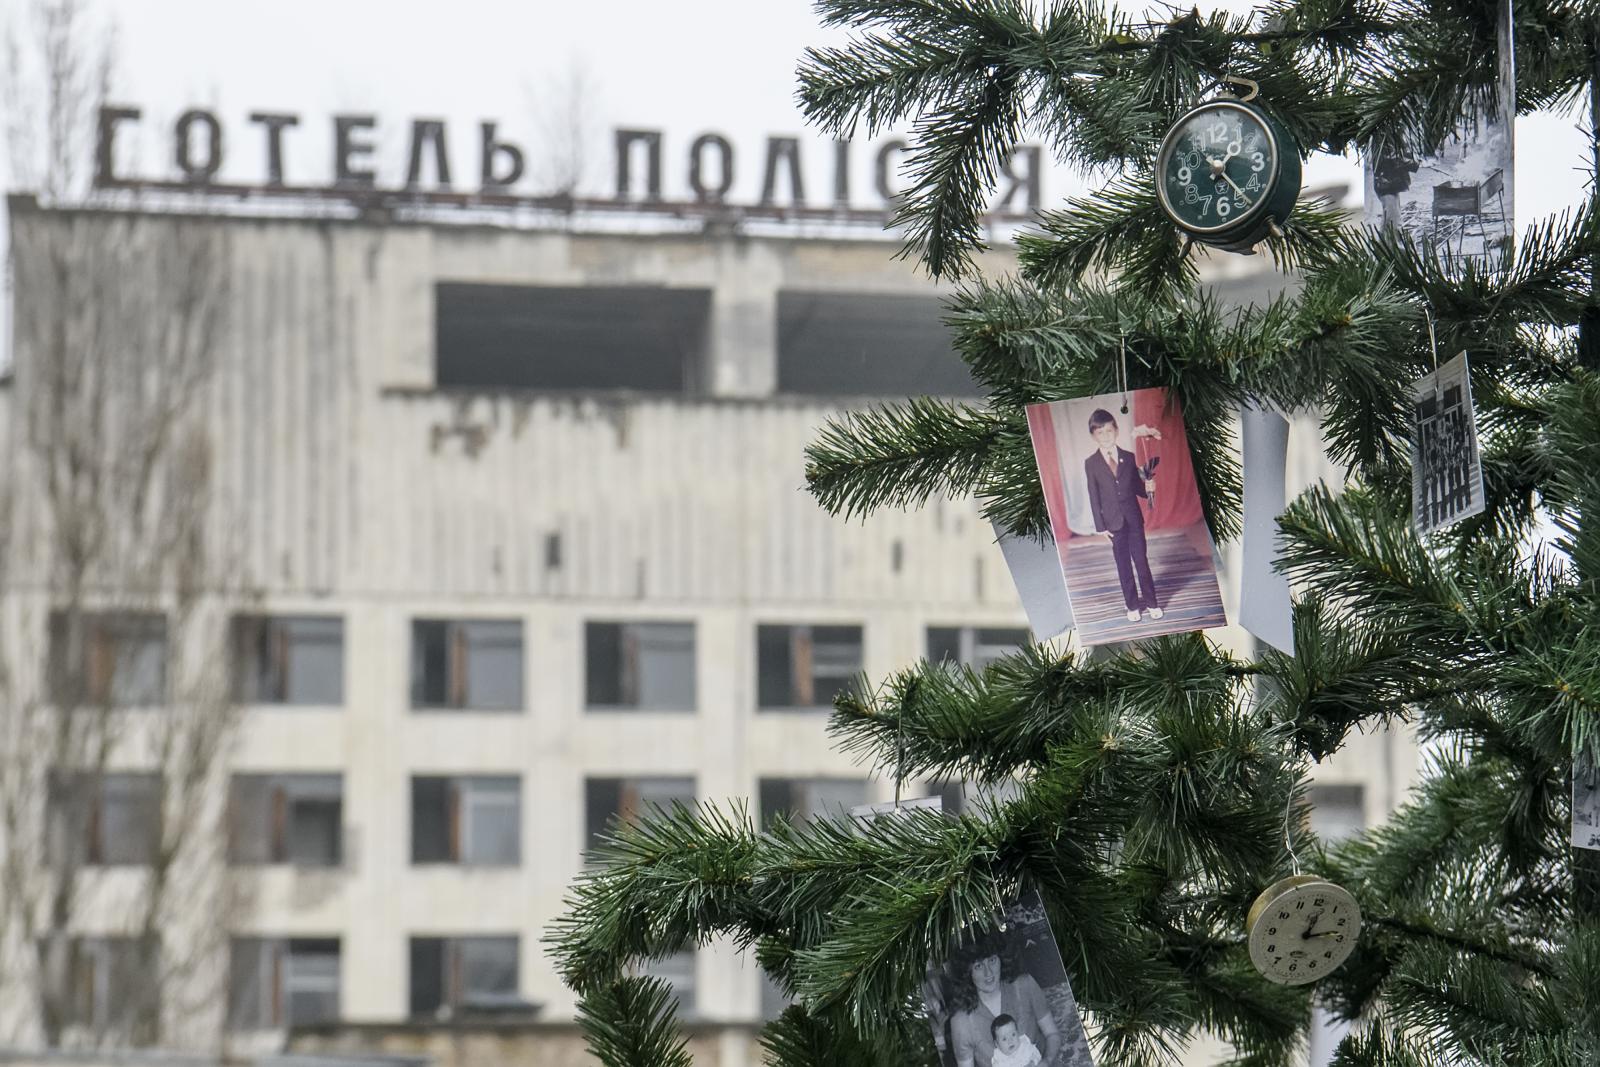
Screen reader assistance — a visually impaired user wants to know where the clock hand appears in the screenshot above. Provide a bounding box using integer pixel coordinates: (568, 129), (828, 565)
(1218, 170), (1252, 201)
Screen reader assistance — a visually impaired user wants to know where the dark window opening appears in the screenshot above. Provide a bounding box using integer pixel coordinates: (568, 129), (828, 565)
(228, 774), (343, 867)
(38, 935), (159, 1043)
(585, 621), (696, 710)
(757, 777), (869, 831)
(776, 291), (978, 398)
(757, 624), (863, 710)
(926, 626), (1029, 671)
(435, 283), (711, 394)
(412, 775), (521, 866)
(409, 936), (522, 1018)
(584, 777), (695, 855)
(233, 615), (344, 705)
(228, 937), (341, 1030)
(47, 771), (163, 867)
(411, 619), (523, 711)
(48, 611), (167, 707)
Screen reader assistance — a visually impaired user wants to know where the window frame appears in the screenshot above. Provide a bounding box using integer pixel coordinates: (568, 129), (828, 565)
(925, 625), (1030, 671)
(410, 618), (525, 713)
(227, 773), (344, 868)
(231, 614), (346, 707)
(228, 936), (342, 1031)
(755, 623), (865, 713)
(408, 934), (521, 1019)
(410, 774), (522, 868)
(584, 620), (698, 712)
(48, 770), (164, 868)
(47, 610), (169, 709)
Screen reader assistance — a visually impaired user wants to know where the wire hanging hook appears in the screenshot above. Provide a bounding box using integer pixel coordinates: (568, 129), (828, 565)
(1423, 302), (1440, 375)
(1119, 336), (1130, 414)
(1282, 779), (1301, 876)
(1222, 74), (1260, 102)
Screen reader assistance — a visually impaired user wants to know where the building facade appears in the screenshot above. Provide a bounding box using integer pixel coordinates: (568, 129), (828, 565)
(0, 196), (1415, 1067)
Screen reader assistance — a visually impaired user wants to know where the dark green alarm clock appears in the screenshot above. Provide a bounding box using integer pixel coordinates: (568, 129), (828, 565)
(1154, 90), (1301, 254)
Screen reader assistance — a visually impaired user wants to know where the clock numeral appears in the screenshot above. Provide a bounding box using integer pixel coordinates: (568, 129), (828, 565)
(1206, 121), (1227, 145)
(1267, 927), (1276, 935)
(1335, 935), (1345, 943)
(1251, 151), (1266, 172)
(1313, 898), (1325, 907)
(1288, 963), (1297, 972)
(1267, 944), (1275, 953)
(1324, 951), (1334, 959)
(1278, 911), (1290, 920)
(1295, 901), (1305, 910)
(1177, 165), (1192, 183)
(1308, 961), (1317, 969)
(1245, 174), (1261, 192)
(1336, 918), (1346, 926)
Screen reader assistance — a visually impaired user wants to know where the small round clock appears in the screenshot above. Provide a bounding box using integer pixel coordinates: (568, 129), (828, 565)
(1245, 874), (1362, 986)
(1154, 96), (1302, 254)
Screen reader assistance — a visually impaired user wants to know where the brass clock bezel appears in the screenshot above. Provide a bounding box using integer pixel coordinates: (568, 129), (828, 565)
(1245, 875), (1362, 986)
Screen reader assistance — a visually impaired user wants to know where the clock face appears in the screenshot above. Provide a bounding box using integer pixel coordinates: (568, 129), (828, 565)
(1157, 101), (1279, 235)
(1246, 878), (1361, 986)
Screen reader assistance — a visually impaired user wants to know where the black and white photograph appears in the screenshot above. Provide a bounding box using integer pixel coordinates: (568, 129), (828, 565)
(1410, 351), (1485, 535)
(1576, 753), (1600, 852)
(1363, 0), (1514, 263)
(1026, 388), (1227, 645)
(920, 888), (1094, 1067)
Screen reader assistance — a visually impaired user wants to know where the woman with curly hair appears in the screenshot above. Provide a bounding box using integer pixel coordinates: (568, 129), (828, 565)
(944, 927), (1064, 1067)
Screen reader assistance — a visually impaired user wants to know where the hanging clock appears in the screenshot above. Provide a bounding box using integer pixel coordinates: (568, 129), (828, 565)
(1154, 87), (1302, 255)
(1245, 874), (1362, 985)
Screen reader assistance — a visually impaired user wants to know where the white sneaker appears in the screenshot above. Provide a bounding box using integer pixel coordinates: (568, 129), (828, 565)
(1147, 606), (1165, 620)
(1126, 610), (1141, 622)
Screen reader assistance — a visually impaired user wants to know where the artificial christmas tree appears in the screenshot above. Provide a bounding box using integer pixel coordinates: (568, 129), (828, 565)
(549, 0), (1600, 1063)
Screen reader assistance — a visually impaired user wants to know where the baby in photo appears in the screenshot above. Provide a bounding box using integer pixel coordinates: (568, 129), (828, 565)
(990, 1014), (1042, 1067)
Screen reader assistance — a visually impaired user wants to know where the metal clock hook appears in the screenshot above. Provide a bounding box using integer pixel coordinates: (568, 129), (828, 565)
(1222, 74), (1260, 102)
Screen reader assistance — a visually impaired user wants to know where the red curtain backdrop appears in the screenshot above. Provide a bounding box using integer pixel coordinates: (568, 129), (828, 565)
(1026, 403), (1074, 547)
(1131, 388), (1204, 531)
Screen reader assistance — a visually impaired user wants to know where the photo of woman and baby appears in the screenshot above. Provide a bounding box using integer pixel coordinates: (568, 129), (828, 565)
(921, 889), (1094, 1067)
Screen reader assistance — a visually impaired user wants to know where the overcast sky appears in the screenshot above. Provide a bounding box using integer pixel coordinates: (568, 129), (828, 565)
(7, 1), (1597, 221)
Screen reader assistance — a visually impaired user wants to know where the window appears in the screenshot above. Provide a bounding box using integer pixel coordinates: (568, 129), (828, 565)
(47, 771), (162, 866)
(586, 622), (696, 710)
(412, 776), (521, 866)
(757, 778), (869, 831)
(48, 611), (166, 706)
(38, 935), (159, 1042)
(584, 777), (696, 853)
(409, 936), (521, 1018)
(757, 624), (863, 710)
(926, 626), (1030, 671)
(228, 937), (341, 1030)
(435, 283), (711, 394)
(233, 615), (344, 705)
(776, 291), (979, 397)
(411, 619), (523, 711)
(228, 774), (343, 867)
(638, 949), (696, 1018)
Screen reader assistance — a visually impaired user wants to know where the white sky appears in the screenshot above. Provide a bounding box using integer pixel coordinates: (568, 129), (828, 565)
(5, 1), (1596, 221)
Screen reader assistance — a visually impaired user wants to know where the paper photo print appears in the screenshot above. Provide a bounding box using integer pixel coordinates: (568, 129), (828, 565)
(1363, 0), (1514, 264)
(1576, 751), (1600, 852)
(1410, 351), (1485, 535)
(1025, 388), (1227, 645)
(921, 887), (1094, 1067)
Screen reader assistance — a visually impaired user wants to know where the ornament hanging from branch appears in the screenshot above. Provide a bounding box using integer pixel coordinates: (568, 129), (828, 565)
(1154, 76), (1303, 255)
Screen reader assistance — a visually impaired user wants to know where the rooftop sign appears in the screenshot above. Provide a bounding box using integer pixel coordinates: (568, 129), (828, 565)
(92, 106), (1042, 224)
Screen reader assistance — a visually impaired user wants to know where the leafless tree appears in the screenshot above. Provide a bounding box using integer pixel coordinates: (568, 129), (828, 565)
(527, 59), (603, 197)
(0, 0), (247, 1052)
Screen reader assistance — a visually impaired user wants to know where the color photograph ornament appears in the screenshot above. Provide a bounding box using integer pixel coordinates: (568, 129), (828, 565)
(1245, 875), (1362, 986)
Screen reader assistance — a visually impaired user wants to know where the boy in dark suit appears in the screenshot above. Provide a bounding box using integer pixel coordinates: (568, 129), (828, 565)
(1083, 409), (1163, 622)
